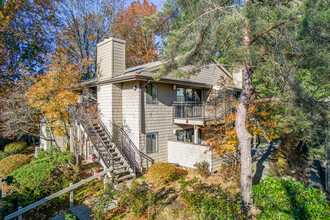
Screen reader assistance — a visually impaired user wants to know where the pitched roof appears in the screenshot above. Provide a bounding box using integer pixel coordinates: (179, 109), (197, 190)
(84, 61), (233, 89)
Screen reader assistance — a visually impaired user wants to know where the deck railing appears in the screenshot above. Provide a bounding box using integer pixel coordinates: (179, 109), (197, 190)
(172, 101), (222, 122)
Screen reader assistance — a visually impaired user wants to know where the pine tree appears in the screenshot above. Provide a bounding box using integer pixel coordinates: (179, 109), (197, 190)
(144, 0), (329, 209)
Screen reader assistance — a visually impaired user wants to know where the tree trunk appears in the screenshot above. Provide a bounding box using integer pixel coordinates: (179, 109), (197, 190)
(236, 66), (253, 209)
(237, 0), (254, 209)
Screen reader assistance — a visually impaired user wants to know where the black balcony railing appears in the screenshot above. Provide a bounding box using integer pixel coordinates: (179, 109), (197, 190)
(173, 101), (223, 123)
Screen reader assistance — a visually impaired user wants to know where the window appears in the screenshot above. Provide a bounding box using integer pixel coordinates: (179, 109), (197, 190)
(146, 133), (158, 154)
(177, 88), (201, 102)
(146, 84), (158, 104)
(176, 129), (194, 143)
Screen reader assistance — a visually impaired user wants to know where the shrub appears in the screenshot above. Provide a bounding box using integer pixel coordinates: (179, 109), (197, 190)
(194, 161), (210, 178)
(147, 162), (177, 185)
(0, 148), (77, 218)
(117, 181), (154, 218)
(91, 180), (156, 219)
(36, 146), (59, 159)
(179, 177), (243, 219)
(0, 154), (30, 178)
(175, 167), (188, 177)
(4, 141), (27, 154)
(0, 151), (9, 160)
(218, 163), (240, 182)
(9, 150), (76, 192)
(253, 175), (330, 219)
(0, 141), (27, 160)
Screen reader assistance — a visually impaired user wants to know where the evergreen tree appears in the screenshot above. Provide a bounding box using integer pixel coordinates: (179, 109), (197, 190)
(144, 0), (329, 209)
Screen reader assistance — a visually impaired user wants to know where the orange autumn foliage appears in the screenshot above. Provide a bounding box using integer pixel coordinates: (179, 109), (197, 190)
(204, 90), (278, 162)
(112, 0), (158, 67)
(26, 54), (83, 136)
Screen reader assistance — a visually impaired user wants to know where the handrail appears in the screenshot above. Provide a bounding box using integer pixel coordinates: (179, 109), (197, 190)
(115, 124), (154, 162)
(113, 123), (154, 173)
(98, 116), (114, 142)
(78, 107), (114, 169)
(98, 118), (133, 171)
(4, 168), (113, 220)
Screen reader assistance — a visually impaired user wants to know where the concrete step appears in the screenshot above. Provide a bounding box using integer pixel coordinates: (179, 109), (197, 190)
(114, 170), (130, 176)
(114, 161), (124, 166)
(69, 204), (93, 220)
(102, 156), (121, 162)
(102, 153), (118, 157)
(114, 165), (128, 170)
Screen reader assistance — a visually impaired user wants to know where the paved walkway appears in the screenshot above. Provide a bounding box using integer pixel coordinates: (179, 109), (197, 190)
(252, 142), (276, 185)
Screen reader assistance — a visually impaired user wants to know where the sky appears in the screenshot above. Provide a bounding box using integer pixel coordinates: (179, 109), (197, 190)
(150, 0), (166, 8)
(125, 0), (166, 9)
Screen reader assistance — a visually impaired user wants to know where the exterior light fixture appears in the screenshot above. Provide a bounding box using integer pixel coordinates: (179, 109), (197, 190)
(133, 85), (137, 91)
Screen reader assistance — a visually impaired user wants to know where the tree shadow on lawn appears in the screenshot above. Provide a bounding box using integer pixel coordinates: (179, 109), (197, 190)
(284, 182), (310, 220)
(153, 186), (179, 212)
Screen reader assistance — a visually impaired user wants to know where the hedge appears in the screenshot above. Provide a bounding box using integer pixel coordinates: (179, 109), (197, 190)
(147, 162), (177, 185)
(0, 154), (31, 178)
(4, 141), (27, 154)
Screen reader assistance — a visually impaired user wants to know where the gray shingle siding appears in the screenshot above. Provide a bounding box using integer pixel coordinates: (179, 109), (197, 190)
(95, 59), (233, 165)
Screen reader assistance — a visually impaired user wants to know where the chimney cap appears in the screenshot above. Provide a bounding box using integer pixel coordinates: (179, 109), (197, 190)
(97, 37), (126, 47)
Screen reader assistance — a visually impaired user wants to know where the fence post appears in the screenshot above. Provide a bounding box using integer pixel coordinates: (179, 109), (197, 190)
(104, 175), (107, 190)
(70, 183), (74, 209)
(18, 206), (22, 220)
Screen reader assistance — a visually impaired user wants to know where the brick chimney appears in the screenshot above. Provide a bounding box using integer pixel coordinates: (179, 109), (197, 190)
(97, 37), (126, 80)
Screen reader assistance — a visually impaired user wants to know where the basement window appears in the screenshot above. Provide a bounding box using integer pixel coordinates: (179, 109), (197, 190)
(146, 84), (158, 104)
(146, 132), (158, 154)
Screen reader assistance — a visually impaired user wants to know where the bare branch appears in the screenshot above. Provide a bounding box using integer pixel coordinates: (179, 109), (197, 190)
(249, 17), (297, 46)
(220, 31), (233, 51)
(246, 98), (280, 104)
(180, 5), (238, 36)
(212, 58), (233, 80)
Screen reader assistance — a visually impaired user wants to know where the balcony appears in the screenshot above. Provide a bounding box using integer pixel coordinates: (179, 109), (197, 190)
(172, 101), (224, 125)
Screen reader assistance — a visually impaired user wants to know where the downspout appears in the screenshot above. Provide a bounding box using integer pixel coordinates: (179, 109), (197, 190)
(139, 81), (145, 168)
(140, 81), (145, 134)
(140, 79), (151, 135)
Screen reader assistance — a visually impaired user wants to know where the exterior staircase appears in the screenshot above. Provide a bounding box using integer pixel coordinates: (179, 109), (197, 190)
(74, 105), (153, 182)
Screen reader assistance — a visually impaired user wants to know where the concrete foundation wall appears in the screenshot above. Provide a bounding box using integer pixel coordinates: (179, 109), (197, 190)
(168, 141), (222, 171)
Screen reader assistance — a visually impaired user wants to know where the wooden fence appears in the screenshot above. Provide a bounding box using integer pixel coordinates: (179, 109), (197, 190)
(3, 168), (112, 220)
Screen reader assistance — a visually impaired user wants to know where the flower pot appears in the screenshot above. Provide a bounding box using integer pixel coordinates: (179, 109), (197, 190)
(93, 169), (100, 175)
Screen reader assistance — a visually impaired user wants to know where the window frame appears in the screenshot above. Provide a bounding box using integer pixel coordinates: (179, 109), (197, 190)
(146, 83), (158, 104)
(146, 132), (158, 154)
(176, 87), (202, 102)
